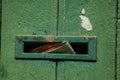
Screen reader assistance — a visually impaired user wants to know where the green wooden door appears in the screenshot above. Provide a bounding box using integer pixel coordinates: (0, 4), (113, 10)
(0, 0), (118, 80)
(116, 0), (120, 80)
(117, 0), (120, 79)
(117, 20), (120, 80)
(1, 0), (57, 80)
(57, 0), (116, 80)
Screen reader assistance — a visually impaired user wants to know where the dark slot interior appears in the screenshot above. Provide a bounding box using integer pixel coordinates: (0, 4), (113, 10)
(70, 43), (88, 54)
(24, 42), (88, 54)
(24, 42), (60, 53)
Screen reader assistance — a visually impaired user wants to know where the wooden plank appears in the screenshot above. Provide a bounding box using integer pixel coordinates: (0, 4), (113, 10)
(0, 0), (1, 78)
(1, 0), (57, 80)
(58, 0), (116, 80)
(118, 0), (120, 18)
(117, 20), (120, 80)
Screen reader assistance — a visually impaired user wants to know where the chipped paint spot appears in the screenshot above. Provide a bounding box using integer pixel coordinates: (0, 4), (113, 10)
(81, 8), (85, 15)
(80, 8), (92, 31)
(84, 36), (95, 40)
(45, 35), (57, 42)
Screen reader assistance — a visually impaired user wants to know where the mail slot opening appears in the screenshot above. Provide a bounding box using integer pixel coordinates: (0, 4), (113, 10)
(24, 42), (88, 54)
(24, 42), (61, 53)
(70, 43), (88, 54)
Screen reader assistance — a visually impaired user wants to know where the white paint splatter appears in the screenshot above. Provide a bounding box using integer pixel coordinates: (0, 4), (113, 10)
(81, 8), (85, 14)
(80, 8), (92, 31)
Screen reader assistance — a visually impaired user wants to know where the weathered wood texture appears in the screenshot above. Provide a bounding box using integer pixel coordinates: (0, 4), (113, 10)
(118, 0), (120, 18)
(1, 0), (57, 80)
(117, 20), (120, 80)
(117, 0), (120, 79)
(0, 0), (1, 50)
(58, 0), (116, 80)
(0, 0), (1, 56)
(1, 0), (118, 80)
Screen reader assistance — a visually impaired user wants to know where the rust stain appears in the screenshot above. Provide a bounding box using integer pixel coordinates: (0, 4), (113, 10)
(45, 35), (57, 42)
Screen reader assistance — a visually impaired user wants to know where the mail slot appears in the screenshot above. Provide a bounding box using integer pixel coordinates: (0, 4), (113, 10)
(24, 42), (88, 54)
(15, 35), (97, 61)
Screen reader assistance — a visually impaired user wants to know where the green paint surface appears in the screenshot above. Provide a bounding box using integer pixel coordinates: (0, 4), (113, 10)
(58, 0), (116, 80)
(1, 0), (57, 80)
(117, 0), (120, 80)
(117, 20), (120, 80)
(1, 0), (118, 80)
(118, 0), (120, 18)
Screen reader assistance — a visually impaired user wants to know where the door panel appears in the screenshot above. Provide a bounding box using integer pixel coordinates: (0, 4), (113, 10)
(1, 0), (57, 80)
(118, 0), (120, 18)
(58, 62), (98, 80)
(58, 0), (116, 80)
(1, 0), (117, 80)
(4, 61), (55, 80)
(117, 20), (120, 80)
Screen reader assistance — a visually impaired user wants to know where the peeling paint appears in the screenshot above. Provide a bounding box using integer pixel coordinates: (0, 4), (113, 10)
(45, 35), (57, 42)
(80, 8), (92, 31)
(81, 8), (85, 15)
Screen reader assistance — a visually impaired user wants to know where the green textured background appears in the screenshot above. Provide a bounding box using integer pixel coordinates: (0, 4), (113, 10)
(117, 20), (120, 80)
(0, 0), (120, 80)
(118, 0), (120, 18)
(117, 0), (120, 78)
(58, 0), (116, 80)
(0, 0), (1, 57)
(1, 0), (57, 80)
